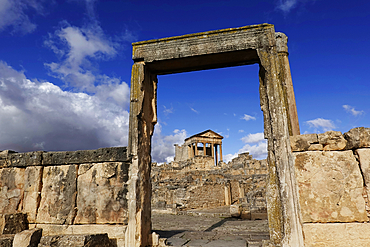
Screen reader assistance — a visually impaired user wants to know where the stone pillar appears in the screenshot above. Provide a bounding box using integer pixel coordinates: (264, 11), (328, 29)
(215, 144), (218, 165)
(188, 145), (192, 159)
(126, 62), (157, 247)
(203, 143), (206, 156)
(211, 143), (214, 158)
(219, 143), (223, 162)
(238, 182), (245, 199)
(276, 32), (300, 136)
(195, 142), (198, 156)
(224, 181), (231, 206)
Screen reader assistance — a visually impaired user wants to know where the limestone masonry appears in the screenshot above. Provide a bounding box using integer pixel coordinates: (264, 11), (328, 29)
(0, 147), (129, 246)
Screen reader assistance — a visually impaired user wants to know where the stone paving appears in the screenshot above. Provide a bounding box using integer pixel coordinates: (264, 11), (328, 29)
(152, 206), (270, 247)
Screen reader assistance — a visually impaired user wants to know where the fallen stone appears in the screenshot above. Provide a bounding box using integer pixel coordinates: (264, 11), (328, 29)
(0, 234), (14, 247)
(318, 131), (347, 151)
(290, 134), (318, 152)
(13, 228), (42, 247)
(0, 213), (28, 234)
(344, 127), (370, 149)
(293, 150), (368, 223)
(38, 234), (115, 247)
(230, 204), (241, 217)
(36, 165), (77, 224)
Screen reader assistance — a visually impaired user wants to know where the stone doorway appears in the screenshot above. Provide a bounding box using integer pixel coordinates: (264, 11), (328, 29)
(126, 24), (303, 247)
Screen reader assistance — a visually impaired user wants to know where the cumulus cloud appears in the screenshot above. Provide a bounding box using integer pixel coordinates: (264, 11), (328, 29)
(0, 61), (129, 152)
(0, 0), (49, 34)
(343, 105), (364, 116)
(151, 123), (187, 163)
(224, 132), (267, 162)
(306, 118), (335, 132)
(241, 114), (256, 121)
(44, 23), (118, 91)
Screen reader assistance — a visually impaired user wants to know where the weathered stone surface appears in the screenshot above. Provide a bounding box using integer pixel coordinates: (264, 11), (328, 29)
(31, 224), (126, 239)
(230, 204), (241, 217)
(36, 165), (77, 224)
(75, 162), (129, 224)
(294, 150), (368, 223)
(303, 223), (370, 247)
(42, 147), (128, 165)
(0, 168), (25, 215)
(0, 151), (16, 168)
(13, 228), (42, 247)
(0, 213), (28, 234)
(344, 127), (370, 149)
(22, 166), (43, 223)
(7, 152), (42, 167)
(356, 148), (370, 204)
(0, 235), (14, 247)
(38, 234), (115, 247)
(290, 134), (318, 152)
(318, 131), (347, 151)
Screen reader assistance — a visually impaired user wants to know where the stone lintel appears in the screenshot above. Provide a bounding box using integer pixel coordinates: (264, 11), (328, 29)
(132, 24), (274, 74)
(1, 147), (128, 168)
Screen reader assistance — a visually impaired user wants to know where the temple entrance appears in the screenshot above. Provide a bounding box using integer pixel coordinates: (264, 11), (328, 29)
(126, 24), (303, 247)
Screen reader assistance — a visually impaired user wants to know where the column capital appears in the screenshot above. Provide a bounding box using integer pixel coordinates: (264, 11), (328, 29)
(275, 32), (288, 55)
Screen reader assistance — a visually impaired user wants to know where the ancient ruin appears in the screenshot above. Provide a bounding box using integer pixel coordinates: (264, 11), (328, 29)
(0, 23), (369, 247)
(127, 23), (302, 247)
(174, 129), (223, 165)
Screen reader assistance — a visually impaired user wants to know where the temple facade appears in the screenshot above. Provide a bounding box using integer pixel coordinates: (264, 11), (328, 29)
(174, 129), (223, 165)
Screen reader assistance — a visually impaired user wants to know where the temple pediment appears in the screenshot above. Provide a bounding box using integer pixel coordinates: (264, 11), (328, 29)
(186, 130), (223, 141)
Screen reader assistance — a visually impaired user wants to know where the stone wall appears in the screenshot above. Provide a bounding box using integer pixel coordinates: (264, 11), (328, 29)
(291, 127), (370, 246)
(152, 153), (268, 214)
(0, 147), (129, 245)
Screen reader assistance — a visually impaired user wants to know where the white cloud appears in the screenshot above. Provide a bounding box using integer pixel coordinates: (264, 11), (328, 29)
(224, 132), (267, 162)
(0, 61), (129, 152)
(241, 132), (265, 143)
(241, 114), (256, 121)
(190, 107), (199, 114)
(0, 0), (47, 34)
(151, 123), (187, 163)
(277, 0), (298, 13)
(238, 130), (244, 133)
(45, 23), (118, 91)
(163, 105), (173, 115)
(306, 118), (335, 132)
(343, 105), (364, 116)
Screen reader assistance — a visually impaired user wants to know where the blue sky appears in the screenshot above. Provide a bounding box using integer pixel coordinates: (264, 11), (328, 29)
(0, 0), (369, 163)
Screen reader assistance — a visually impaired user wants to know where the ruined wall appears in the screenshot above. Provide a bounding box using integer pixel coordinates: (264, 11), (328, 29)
(174, 144), (188, 162)
(291, 127), (370, 246)
(152, 153), (268, 212)
(0, 147), (129, 244)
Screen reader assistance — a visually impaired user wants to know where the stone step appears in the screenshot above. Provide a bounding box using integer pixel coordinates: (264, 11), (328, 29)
(38, 234), (115, 247)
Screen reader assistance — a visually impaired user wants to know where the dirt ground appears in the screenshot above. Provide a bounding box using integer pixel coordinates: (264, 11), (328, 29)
(152, 206), (270, 247)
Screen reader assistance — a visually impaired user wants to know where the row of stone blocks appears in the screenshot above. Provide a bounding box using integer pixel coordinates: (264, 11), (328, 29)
(0, 213), (116, 247)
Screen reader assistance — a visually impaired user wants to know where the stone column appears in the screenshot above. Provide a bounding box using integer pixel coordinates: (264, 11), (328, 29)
(203, 143), (206, 156)
(195, 142), (198, 156)
(215, 144), (218, 165)
(126, 62), (157, 247)
(224, 181), (231, 206)
(219, 143), (223, 162)
(239, 182), (245, 199)
(188, 145), (192, 159)
(211, 143), (214, 159)
(276, 32), (300, 136)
